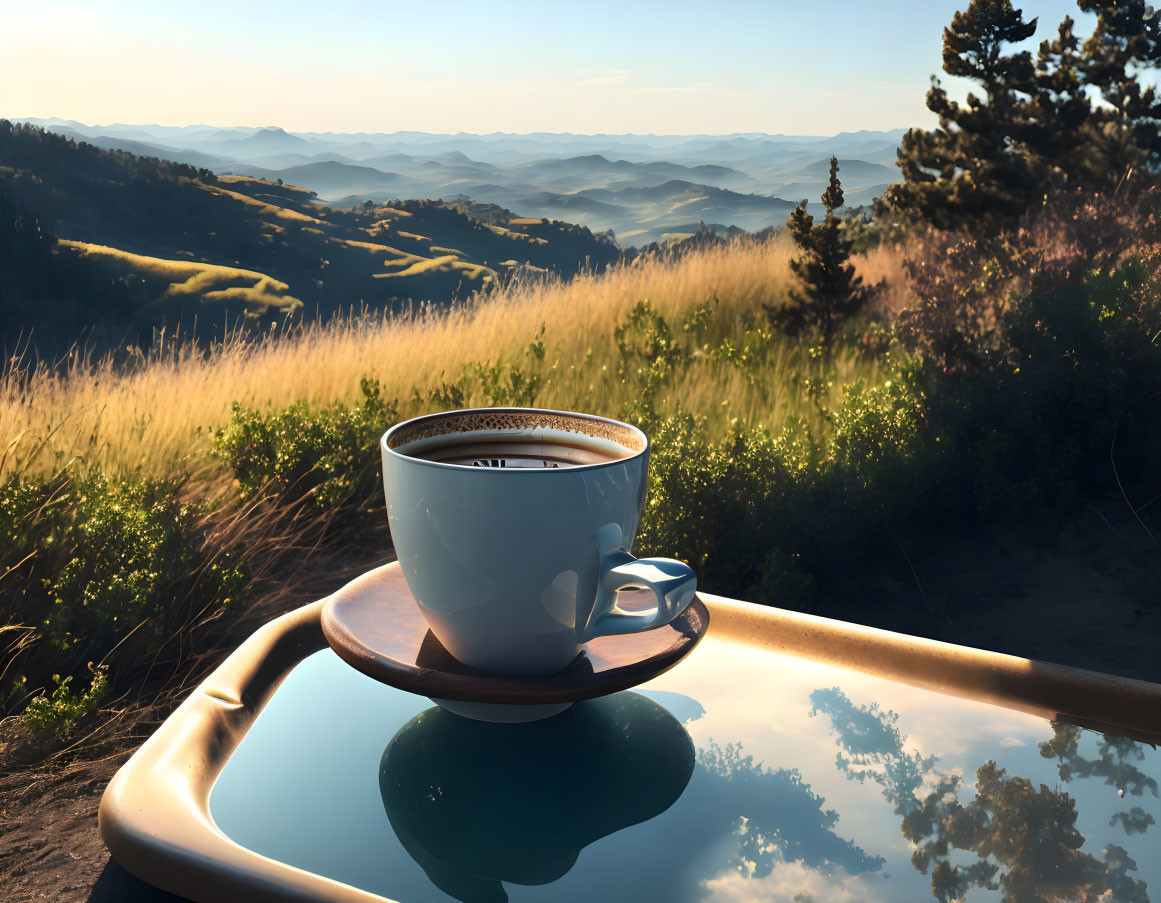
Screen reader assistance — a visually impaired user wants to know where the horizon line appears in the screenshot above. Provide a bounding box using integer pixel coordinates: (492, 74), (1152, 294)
(8, 117), (913, 140)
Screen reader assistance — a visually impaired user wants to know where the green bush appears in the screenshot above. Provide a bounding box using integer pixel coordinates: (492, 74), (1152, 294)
(472, 325), (547, 406)
(636, 414), (805, 595)
(22, 663), (109, 738)
(213, 377), (399, 525)
(923, 259), (1161, 517)
(827, 373), (933, 521)
(636, 373), (931, 605)
(614, 300), (689, 426)
(0, 469), (249, 715)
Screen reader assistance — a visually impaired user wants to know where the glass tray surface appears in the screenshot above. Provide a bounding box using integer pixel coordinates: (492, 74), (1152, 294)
(210, 640), (1161, 903)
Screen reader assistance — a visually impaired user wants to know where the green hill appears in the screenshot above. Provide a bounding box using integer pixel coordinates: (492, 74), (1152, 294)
(0, 121), (620, 356)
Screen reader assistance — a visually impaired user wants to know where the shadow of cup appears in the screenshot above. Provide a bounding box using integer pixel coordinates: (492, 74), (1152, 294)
(380, 691), (695, 903)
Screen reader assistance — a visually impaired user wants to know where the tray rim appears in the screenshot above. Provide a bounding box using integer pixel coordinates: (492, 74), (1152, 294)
(99, 561), (1161, 903)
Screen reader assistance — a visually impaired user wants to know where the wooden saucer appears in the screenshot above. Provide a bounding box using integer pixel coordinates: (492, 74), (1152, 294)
(320, 565), (709, 706)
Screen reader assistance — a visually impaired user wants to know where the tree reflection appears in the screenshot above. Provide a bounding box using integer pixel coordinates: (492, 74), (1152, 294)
(379, 693), (883, 903)
(1039, 721), (1159, 837)
(810, 687), (1152, 903)
(1110, 807), (1156, 835)
(809, 687), (936, 816)
(905, 762), (1147, 903)
(697, 739), (884, 881)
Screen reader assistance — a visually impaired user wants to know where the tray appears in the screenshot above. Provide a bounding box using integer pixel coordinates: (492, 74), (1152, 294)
(99, 562), (1161, 903)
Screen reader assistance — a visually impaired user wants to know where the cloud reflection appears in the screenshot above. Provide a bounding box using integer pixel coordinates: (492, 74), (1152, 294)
(810, 687), (1153, 903)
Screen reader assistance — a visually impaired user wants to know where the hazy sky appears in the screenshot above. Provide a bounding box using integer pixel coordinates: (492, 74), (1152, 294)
(3, 0), (1099, 135)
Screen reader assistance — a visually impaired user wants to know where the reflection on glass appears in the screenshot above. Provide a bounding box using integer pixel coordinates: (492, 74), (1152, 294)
(1038, 723), (1159, 798)
(695, 739), (884, 882)
(811, 687), (1153, 903)
(209, 647), (1161, 902)
(809, 686), (937, 816)
(379, 692), (694, 903)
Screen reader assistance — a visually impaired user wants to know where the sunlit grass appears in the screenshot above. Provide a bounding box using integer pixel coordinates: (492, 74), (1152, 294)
(61, 240), (303, 313)
(0, 236), (907, 484)
(200, 182), (326, 224)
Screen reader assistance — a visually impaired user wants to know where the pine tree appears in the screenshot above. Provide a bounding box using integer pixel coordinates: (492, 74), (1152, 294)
(1029, 15), (1091, 190)
(881, 0), (1161, 238)
(1075, 0), (1161, 190)
(769, 158), (878, 343)
(879, 0), (1042, 237)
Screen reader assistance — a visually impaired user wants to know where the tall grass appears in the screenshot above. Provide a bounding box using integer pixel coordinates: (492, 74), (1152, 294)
(0, 236), (906, 484)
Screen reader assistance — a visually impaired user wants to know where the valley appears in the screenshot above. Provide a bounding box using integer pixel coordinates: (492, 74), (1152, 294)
(18, 119), (903, 245)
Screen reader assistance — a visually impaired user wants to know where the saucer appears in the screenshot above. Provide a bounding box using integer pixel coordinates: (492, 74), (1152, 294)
(320, 565), (709, 722)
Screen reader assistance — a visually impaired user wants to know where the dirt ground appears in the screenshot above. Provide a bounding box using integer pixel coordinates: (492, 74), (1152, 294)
(1, 494), (1159, 902)
(0, 752), (182, 902)
(820, 489), (1161, 685)
(0, 549), (394, 903)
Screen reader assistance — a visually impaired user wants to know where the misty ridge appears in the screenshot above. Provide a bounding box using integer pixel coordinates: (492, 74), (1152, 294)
(16, 119), (904, 245)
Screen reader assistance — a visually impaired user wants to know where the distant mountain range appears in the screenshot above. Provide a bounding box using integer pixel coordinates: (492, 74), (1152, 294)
(13, 120), (905, 245)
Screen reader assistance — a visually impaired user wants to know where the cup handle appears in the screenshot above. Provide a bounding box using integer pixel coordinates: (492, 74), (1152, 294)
(580, 525), (697, 642)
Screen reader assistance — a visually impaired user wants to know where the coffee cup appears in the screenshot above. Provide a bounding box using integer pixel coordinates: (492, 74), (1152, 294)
(381, 408), (697, 676)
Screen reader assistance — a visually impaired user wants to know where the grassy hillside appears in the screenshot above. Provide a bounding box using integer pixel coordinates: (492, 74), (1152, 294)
(0, 235), (903, 483)
(0, 122), (620, 355)
(6, 213), (1161, 724)
(61, 240), (303, 315)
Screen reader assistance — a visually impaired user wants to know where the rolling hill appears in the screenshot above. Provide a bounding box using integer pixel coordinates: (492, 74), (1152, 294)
(0, 122), (619, 356)
(507, 181), (797, 243)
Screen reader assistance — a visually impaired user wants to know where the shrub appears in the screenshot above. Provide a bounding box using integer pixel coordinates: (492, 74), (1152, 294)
(636, 414), (806, 595)
(897, 236), (1015, 376)
(829, 374), (928, 495)
(213, 376), (399, 526)
(471, 327), (547, 407)
(926, 258), (1161, 516)
(614, 300), (689, 426)
(22, 663), (109, 738)
(633, 365), (947, 608)
(412, 329), (548, 410)
(0, 469), (249, 715)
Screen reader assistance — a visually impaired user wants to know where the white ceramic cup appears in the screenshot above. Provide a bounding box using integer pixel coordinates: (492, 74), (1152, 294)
(381, 408), (697, 676)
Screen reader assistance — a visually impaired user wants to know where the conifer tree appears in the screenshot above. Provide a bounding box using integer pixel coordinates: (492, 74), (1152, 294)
(770, 158), (878, 343)
(1075, 0), (1161, 190)
(1029, 15), (1091, 187)
(879, 0), (1042, 237)
(881, 0), (1161, 238)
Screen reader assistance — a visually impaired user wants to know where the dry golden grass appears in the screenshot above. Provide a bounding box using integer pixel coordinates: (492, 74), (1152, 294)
(374, 254), (487, 280)
(201, 183), (325, 225)
(859, 242), (912, 317)
(0, 236), (909, 484)
(216, 174), (315, 200)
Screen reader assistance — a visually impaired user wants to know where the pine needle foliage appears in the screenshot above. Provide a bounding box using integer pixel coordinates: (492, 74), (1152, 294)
(768, 157), (879, 343)
(880, 0), (1161, 241)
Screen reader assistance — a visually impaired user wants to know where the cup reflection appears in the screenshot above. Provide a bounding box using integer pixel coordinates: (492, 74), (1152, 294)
(380, 691), (695, 903)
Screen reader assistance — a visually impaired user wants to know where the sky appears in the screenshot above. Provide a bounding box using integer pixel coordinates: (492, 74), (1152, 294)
(1, 0), (1101, 136)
